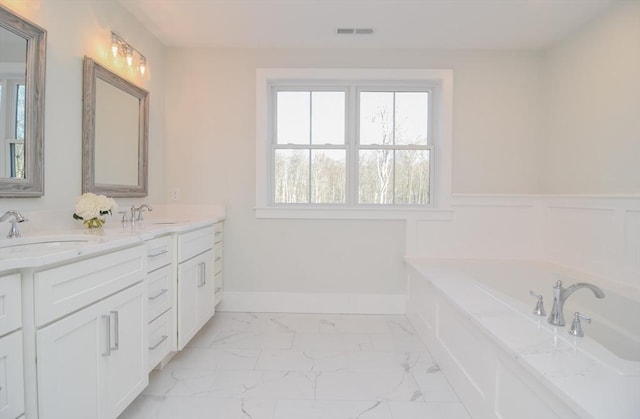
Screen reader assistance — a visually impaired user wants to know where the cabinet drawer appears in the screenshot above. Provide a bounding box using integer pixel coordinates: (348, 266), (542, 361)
(214, 271), (223, 306)
(147, 265), (173, 322)
(148, 309), (172, 372)
(147, 235), (174, 273)
(34, 245), (147, 326)
(214, 242), (223, 274)
(0, 330), (25, 419)
(0, 273), (21, 337)
(214, 221), (223, 244)
(177, 226), (214, 263)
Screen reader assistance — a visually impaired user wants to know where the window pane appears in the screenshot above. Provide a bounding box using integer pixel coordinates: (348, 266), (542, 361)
(359, 92), (393, 145)
(15, 84), (26, 140)
(277, 91), (310, 144)
(395, 92), (428, 145)
(395, 150), (430, 204)
(311, 91), (345, 145)
(359, 149), (393, 204)
(311, 150), (345, 204)
(10, 143), (25, 178)
(274, 149), (309, 203)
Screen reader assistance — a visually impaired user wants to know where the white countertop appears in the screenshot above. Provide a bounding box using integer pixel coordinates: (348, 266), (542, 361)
(405, 258), (640, 419)
(0, 212), (224, 271)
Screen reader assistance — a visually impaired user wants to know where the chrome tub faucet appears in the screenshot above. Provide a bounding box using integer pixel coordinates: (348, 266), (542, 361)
(548, 280), (605, 326)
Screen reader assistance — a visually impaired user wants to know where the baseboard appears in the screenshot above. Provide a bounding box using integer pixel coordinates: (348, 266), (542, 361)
(217, 292), (406, 314)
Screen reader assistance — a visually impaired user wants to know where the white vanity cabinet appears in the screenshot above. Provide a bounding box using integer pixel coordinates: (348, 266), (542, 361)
(34, 245), (147, 419)
(0, 273), (25, 419)
(176, 226), (215, 350)
(145, 235), (176, 372)
(213, 221), (223, 306)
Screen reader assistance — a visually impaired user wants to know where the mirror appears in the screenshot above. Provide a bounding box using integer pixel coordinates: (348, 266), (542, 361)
(82, 56), (149, 197)
(0, 4), (46, 197)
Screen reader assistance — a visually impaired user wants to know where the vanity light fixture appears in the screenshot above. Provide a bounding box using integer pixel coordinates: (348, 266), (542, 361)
(110, 31), (147, 77)
(336, 28), (374, 35)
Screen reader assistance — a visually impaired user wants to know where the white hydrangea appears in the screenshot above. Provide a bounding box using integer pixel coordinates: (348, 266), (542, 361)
(74, 193), (116, 220)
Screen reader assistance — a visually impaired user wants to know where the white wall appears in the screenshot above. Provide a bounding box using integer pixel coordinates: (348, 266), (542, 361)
(542, 0), (640, 194)
(0, 0), (166, 215)
(164, 48), (544, 308)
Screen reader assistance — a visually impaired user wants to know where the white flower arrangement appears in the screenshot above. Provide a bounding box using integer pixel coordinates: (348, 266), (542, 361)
(73, 193), (117, 228)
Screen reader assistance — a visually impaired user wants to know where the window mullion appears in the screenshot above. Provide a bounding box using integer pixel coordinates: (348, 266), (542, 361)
(348, 86), (358, 206)
(308, 92), (313, 203)
(392, 92), (396, 204)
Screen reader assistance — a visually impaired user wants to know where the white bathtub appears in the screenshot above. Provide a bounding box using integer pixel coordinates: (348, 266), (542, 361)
(406, 258), (640, 419)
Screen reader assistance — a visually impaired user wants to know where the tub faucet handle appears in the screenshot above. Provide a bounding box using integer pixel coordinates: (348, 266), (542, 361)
(568, 312), (591, 337)
(529, 290), (546, 316)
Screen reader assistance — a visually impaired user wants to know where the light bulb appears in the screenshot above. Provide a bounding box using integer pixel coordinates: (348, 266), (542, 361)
(125, 46), (133, 67)
(111, 35), (119, 58)
(139, 57), (146, 76)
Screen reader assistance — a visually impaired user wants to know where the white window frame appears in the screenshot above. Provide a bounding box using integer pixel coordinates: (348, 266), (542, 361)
(0, 76), (25, 178)
(256, 68), (453, 220)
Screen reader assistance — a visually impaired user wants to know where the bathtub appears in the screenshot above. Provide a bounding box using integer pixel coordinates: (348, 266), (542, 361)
(405, 258), (640, 419)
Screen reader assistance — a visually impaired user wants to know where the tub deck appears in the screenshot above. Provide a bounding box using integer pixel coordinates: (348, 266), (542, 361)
(406, 258), (640, 419)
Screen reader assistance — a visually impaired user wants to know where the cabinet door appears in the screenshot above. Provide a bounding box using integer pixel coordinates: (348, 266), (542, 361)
(37, 282), (147, 419)
(177, 255), (198, 350)
(196, 251), (215, 329)
(177, 250), (214, 350)
(102, 283), (148, 419)
(37, 300), (103, 419)
(0, 331), (25, 419)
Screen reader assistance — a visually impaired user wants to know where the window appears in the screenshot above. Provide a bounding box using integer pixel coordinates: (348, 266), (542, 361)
(358, 90), (431, 205)
(256, 69), (453, 219)
(274, 90), (347, 204)
(0, 80), (26, 178)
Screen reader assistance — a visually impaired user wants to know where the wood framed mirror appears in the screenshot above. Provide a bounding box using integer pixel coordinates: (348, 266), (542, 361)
(82, 56), (149, 197)
(0, 4), (46, 197)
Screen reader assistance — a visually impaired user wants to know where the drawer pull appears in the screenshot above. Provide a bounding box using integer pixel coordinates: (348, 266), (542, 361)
(149, 288), (169, 300)
(111, 310), (120, 351)
(198, 262), (206, 287)
(149, 335), (168, 350)
(102, 314), (111, 357)
(149, 249), (169, 258)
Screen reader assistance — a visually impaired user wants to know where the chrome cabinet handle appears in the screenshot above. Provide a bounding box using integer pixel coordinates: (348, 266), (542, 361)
(149, 288), (169, 300)
(102, 314), (111, 357)
(111, 311), (119, 351)
(198, 262), (206, 287)
(149, 249), (169, 258)
(149, 335), (168, 350)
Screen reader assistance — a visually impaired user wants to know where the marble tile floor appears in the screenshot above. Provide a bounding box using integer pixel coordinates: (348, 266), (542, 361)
(119, 312), (471, 419)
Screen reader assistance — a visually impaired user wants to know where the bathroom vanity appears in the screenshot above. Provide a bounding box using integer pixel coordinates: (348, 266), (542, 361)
(0, 213), (224, 419)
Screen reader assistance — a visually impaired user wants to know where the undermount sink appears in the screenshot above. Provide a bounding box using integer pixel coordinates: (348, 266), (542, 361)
(0, 235), (103, 253)
(146, 218), (185, 225)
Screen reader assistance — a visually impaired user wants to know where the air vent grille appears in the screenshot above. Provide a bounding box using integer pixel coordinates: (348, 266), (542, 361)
(336, 28), (374, 35)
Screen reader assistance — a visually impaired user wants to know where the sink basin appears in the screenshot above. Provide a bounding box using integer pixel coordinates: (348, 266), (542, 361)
(0, 235), (103, 254)
(146, 218), (186, 225)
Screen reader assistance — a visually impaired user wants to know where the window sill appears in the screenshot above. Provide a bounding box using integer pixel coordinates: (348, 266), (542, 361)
(254, 207), (453, 220)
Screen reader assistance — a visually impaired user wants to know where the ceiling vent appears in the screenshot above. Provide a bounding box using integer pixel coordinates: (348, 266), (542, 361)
(337, 28), (374, 35)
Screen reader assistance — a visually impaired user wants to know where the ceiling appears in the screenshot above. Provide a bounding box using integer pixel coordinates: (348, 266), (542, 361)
(117, 0), (618, 50)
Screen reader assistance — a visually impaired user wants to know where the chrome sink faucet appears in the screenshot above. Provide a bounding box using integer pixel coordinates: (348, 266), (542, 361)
(548, 280), (605, 326)
(0, 210), (28, 238)
(131, 204), (152, 222)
